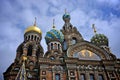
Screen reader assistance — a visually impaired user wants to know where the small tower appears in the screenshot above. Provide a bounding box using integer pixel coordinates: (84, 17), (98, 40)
(44, 19), (64, 60)
(61, 10), (83, 50)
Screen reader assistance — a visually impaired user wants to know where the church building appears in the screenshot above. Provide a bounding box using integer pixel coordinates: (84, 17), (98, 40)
(3, 11), (120, 80)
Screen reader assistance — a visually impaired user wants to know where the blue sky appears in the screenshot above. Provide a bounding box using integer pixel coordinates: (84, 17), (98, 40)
(0, 0), (120, 79)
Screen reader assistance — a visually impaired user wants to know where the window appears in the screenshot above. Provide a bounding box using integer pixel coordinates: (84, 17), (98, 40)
(80, 74), (85, 80)
(90, 74), (94, 80)
(27, 45), (33, 56)
(98, 74), (104, 80)
(71, 37), (77, 45)
(58, 44), (60, 50)
(54, 43), (57, 49)
(35, 36), (36, 41)
(42, 71), (46, 75)
(51, 43), (53, 50)
(31, 35), (33, 40)
(55, 74), (60, 80)
(50, 56), (55, 60)
(63, 40), (67, 50)
(70, 71), (74, 76)
(28, 35), (30, 40)
(25, 36), (27, 41)
(42, 78), (46, 80)
(70, 77), (75, 80)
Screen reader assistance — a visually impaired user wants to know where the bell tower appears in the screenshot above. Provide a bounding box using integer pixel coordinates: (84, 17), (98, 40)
(4, 18), (44, 80)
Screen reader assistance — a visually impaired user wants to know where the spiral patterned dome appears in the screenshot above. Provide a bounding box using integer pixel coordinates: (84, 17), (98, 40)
(91, 34), (108, 46)
(45, 28), (64, 44)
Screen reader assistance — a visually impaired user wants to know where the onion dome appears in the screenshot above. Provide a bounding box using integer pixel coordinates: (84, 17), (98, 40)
(24, 18), (42, 35)
(45, 28), (64, 44)
(25, 26), (42, 34)
(62, 9), (71, 22)
(91, 34), (108, 46)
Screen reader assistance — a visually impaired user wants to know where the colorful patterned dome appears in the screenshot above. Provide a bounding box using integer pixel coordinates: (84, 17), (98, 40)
(91, 34), (108, 46)
(45, 28), (64, 44)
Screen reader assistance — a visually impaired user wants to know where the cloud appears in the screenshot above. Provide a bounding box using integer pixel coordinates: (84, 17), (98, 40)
(0, 0), (120, 79)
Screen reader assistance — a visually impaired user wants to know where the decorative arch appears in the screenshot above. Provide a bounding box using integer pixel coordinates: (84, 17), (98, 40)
(67, 41), (111, 60)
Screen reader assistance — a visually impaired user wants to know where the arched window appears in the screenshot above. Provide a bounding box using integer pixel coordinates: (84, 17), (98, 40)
(27, 45), (33, 56)
(31, 35), (33, 40)
(54, 43), (57, 49)
(80, 74), (85, 80)
(71, 37), (77, 45)
(98, 74), (104, 80)
(28, 35), (30, 40)
(90, 74), (94, 80)
(51, 43), (53, 50)
(25, 36), (27, 41)
(35, 36), (36, 41)
(50, 56), (55, 60)
(55, 74), (60, 80)
(37, 37), (39, 42)
(63, 40), (67, 50)
(58, 44), (60, 50)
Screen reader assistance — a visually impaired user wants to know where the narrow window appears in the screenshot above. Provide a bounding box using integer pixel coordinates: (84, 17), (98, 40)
(58, 44), (60, 50)
(71, 37), (77, 45)
(31, 35), (33, 40)
(90, 74), (94, 80)
(63, 40), (67, 50)
(27, 45), (32, 56)
(55, 74), (60, 80)
(80, 74), (85, 80)
(28, 35), (30, 40)
(54, 43), (57, 49)
(98, 74), (104, 80)
(51, 43), (53, 50)
(35, 36), (36, 41)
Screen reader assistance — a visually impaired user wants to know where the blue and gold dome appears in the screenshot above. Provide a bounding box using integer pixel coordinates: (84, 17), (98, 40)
(91, 34), (108, 46)
(45, 28), (64, 44)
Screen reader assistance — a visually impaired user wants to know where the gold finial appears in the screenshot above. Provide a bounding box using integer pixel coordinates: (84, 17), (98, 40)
(34, 17), (37, 26)
(52, 19), (55, 28)
(92, 24), (97, 34)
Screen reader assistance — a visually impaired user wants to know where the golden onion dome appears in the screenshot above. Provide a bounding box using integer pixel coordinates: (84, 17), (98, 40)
(24, 18), (42, 34)
(25, 26), (42, 34)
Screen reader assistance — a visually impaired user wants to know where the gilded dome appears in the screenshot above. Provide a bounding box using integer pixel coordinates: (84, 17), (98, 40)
(25, 26), (42, 34)
(91, 34), (108, 46)
(45, 28), (64, 44)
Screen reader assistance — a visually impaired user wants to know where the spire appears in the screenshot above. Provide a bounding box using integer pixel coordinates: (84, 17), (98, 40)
(62, 9), (71, 23)
(33, 17), (37, 26)
(65, 8), (67, 14)
(92, 24), (97, 34)
(15, 56), (27, 80)
(52, 19), (55, 28)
